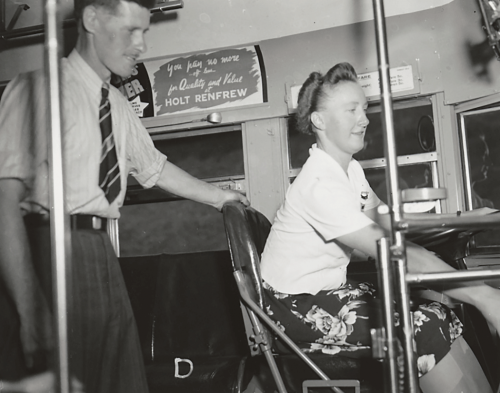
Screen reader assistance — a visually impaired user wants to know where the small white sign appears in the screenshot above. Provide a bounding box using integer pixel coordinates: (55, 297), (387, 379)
(358, 65), (415, 98)
(288, 65), (416, 111)
(130, 95), (149, 117)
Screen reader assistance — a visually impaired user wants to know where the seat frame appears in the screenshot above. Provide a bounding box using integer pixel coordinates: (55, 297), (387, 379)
(222, 201), (351, 393)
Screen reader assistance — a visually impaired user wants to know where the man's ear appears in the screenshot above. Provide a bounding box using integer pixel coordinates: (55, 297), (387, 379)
(311, 111), (324, 131)
(81, 5), (99, 34)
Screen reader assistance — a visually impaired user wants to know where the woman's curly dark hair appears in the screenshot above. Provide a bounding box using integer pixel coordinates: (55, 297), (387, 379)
(296, 62), (358, 135)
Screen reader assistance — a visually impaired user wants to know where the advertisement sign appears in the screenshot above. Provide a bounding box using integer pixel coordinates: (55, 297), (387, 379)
(113, 63), (154, 118)
(115, 46), (266, 118)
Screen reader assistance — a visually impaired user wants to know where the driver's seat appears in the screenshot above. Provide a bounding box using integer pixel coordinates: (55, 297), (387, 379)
(222, 201), (383, 393)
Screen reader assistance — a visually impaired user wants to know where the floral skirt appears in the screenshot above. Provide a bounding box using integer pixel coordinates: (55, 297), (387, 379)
(263, 279), (463, 377)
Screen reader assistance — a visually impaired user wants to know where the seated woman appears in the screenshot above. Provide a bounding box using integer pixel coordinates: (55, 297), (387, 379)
(260, 62), (499, 392)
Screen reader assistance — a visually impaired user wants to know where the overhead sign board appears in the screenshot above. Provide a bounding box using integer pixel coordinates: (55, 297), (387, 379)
(358, 65), (415, 98)
(115, 46), (267, 118)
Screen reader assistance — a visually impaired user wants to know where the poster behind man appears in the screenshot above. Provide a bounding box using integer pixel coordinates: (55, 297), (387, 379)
(113, 63), (155, 118)
(114, 45), (266, 118)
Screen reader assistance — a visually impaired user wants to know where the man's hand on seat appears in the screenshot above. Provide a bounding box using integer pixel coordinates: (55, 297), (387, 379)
(213, 190), (249, 211)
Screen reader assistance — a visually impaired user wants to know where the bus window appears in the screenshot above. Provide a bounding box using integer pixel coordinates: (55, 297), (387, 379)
(119, 126), (245, 257)
(119, 199), (228, 256)
(364, 163), (435, 209)
(460, 107), (500, 251)
(152, 128), (245, 179)
(356, 101), (435, 160)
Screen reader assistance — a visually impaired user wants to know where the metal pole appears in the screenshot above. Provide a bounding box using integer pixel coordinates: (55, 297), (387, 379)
(392, 234), (418, 393)
(376, 237), (400, 393)
(398, 214), (500, 232)
(407, 269), (500, 285)
(371, 0), (419, 391)
(371, 0), (403, 228)
(45, 1), (71, 392)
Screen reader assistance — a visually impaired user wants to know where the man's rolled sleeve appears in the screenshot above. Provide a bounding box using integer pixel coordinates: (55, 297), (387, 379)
(132, 153), (167, 189)
(0, 73), (42, 188)
(125, 109), (169, 189)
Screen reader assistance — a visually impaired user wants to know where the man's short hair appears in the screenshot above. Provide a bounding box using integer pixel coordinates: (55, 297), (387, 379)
(74, 0), (157, 21)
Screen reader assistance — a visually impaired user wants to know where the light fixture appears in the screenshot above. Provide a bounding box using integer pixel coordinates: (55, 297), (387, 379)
(205, 112), (222, 124)
(150, 0), (184, 14)
(6, 4), (30, 32)
(477, 0), (500, 59)
(167, 112), (223, 127)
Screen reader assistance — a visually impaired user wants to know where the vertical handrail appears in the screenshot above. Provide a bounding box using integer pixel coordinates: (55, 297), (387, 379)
(393, 244), (418, 393)
(371, 0), (403, 227)
(376, 238), (399, 393)
(45, 0), (70, 392)
(371, 0), (419, 391)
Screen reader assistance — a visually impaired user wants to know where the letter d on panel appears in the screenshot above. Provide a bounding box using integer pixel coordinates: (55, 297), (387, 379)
(174, 357), (194, 379)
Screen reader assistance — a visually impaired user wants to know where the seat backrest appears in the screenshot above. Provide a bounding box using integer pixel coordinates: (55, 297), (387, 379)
(222, 201), (272, 310)
(119, 250), (249, 364)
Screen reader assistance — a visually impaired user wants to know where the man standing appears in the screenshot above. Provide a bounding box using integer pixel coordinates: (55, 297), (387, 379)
(0, 0), (248, 392)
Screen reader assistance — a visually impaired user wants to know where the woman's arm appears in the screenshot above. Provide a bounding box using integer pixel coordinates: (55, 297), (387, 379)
(364, 202), (497, 232)
(336, 220), (458, 275)
(338, 213), (500, 335)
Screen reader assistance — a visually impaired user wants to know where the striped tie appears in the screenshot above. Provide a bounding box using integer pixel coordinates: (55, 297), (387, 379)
(98, 84), (120, 204)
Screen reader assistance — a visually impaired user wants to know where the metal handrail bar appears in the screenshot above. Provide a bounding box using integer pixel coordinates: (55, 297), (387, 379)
(407, 269), (500, 285)
(397, 214), (500, 232)
(45, 1), (70, 392)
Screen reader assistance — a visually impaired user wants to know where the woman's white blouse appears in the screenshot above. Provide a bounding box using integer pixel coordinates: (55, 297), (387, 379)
(261, 144), (380, 295)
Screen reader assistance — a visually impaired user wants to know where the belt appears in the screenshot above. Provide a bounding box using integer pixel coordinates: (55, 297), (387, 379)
(24, 214), (108, 232)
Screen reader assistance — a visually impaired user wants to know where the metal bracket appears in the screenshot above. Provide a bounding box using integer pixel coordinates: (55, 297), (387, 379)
(370, 328), (386, 359)
(6, 3), (29, 32)
(150, 0), (184, 14)
(302, 379), (359, 393)
(250, 331), (270, 346)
